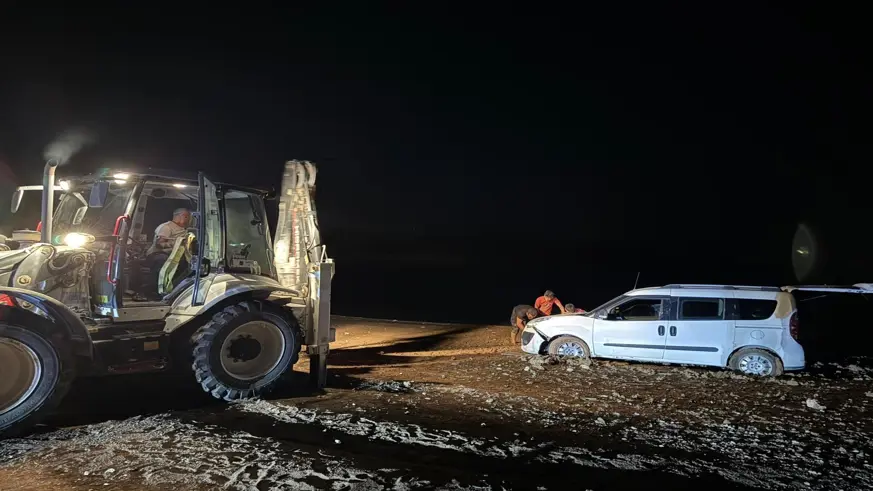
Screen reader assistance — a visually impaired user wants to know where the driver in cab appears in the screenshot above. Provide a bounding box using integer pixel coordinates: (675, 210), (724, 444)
(145, 208), (192, 297)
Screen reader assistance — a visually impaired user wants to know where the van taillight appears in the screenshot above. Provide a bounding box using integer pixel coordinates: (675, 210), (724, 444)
(789, 312), (800, 341)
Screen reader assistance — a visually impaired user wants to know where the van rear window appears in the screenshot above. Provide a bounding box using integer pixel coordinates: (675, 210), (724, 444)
(679, 298), (725, 320)
(734, 299), (777, 320)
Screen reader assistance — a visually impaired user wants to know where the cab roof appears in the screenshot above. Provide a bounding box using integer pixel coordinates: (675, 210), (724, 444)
(64, 168), (273, 197)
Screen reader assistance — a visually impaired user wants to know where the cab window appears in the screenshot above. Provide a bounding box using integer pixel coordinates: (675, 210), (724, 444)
(224, 190), (272, 275)
(133, 183), (198, 246)
(53, 183), (133, 239)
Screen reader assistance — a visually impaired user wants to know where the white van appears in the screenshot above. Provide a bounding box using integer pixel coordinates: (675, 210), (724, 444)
(520, 284), (872, 376)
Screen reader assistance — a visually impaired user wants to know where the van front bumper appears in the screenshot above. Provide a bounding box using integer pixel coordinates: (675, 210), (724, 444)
(520, 327), (546, 354)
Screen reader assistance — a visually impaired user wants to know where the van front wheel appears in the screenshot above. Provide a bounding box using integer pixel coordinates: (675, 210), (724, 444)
(730, 348), (783, 377)
(547, 336), (590, 358)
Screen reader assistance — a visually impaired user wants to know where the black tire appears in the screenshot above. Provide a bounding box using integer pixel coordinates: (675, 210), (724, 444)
(729, 348), (784, 377)
(191, 300), (300, 401)
(0, 324), (75, 438)
(547, 335), (591, 358)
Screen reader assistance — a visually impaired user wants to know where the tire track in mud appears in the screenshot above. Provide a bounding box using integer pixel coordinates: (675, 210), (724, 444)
(2, 414), (405, 490)
(211, 400), (757, 490)
(1, 405), (745, 491)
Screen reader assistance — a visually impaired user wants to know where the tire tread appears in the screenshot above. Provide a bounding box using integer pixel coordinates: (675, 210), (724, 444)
(547, 335), (591, 358)
(0, 325), (75, 438)
(729, 347), (784, 377)
(190, 301), (299, 401)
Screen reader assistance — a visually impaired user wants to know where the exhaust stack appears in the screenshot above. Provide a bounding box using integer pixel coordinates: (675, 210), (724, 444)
(40, 128), (94, 244)
(40, 159), (60, 244)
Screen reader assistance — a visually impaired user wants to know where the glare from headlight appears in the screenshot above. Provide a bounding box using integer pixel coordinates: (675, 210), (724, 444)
(63, 233), (93, 248)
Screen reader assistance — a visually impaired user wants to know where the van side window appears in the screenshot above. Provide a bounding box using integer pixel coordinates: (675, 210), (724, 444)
(608, 298), (663, 321)
(734, 299), (777, 320)
(679, 298), (724, 320)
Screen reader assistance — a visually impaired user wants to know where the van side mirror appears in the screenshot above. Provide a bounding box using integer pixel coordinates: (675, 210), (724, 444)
(10, 189), (23, 213)
(89, 181), (110, 208)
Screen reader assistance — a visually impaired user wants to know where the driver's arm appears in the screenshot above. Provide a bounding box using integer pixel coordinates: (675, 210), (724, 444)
(153, 223), (177, 251)
(156, 237), (174, 248)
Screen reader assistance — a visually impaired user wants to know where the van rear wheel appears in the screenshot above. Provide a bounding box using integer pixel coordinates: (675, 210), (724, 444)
(730, 348), (783, 377)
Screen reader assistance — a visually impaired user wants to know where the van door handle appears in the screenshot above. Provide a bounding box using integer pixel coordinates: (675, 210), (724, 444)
(669, 326), (677, 336)
(658, 325), (665, 336)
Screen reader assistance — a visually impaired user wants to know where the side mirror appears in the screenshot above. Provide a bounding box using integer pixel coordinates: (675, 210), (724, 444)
(200, 257), (211, 277)
(72, 206), (88, 225)
(10, 189), (23, 213)
(89, 181), (110, 208)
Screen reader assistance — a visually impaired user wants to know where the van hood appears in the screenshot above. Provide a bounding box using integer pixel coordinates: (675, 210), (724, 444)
(528, 314), (595, 331)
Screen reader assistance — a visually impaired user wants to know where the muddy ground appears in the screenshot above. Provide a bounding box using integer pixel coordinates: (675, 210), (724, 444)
(2, 317), (872, 490)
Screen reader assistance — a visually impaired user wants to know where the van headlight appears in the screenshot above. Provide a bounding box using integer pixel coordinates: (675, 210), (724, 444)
(63, 233), (95, 248)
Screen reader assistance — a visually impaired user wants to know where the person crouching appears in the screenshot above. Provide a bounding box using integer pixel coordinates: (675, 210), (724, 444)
(564, 303), (586, 314)
(510, 305), (538, 345)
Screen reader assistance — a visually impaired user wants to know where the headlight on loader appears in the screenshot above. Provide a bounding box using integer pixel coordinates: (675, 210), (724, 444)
(63, 232), (95, 248)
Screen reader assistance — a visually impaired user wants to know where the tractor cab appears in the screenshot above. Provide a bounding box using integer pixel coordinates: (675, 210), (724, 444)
(8, 169), (289, 321)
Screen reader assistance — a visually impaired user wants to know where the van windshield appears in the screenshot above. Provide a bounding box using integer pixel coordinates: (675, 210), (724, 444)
(587, 294), (628, 316)
(52, 183), (132, 241)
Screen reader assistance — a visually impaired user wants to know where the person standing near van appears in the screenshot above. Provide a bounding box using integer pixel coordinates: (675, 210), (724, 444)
(535, 290), (565, 316)
(510, 305), (538, 344)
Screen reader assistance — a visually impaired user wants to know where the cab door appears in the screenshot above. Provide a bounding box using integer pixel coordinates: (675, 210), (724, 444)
(192, 173), (222, 306)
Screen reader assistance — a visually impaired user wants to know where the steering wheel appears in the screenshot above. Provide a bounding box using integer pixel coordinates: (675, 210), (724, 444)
(128, 237), (149, 257)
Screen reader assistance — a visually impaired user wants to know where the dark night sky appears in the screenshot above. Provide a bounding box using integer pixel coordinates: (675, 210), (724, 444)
(1, 5), (871, 323)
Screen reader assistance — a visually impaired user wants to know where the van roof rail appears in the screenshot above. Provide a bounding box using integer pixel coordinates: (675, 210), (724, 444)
(663, 284), (782, 291)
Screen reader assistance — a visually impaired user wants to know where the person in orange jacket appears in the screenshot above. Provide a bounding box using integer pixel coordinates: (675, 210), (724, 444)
(534, 290), (565, 316)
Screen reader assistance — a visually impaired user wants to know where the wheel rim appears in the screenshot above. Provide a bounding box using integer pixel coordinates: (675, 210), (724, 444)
(219, 321), (287, 381)
(0, 338), (43, 416)
(738, 354), (774, 376)
(557, 341), (586, 357)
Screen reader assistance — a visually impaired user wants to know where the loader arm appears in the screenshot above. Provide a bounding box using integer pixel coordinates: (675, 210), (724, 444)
(272, 160), (334, 389)
(274, 160), (326, 293)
